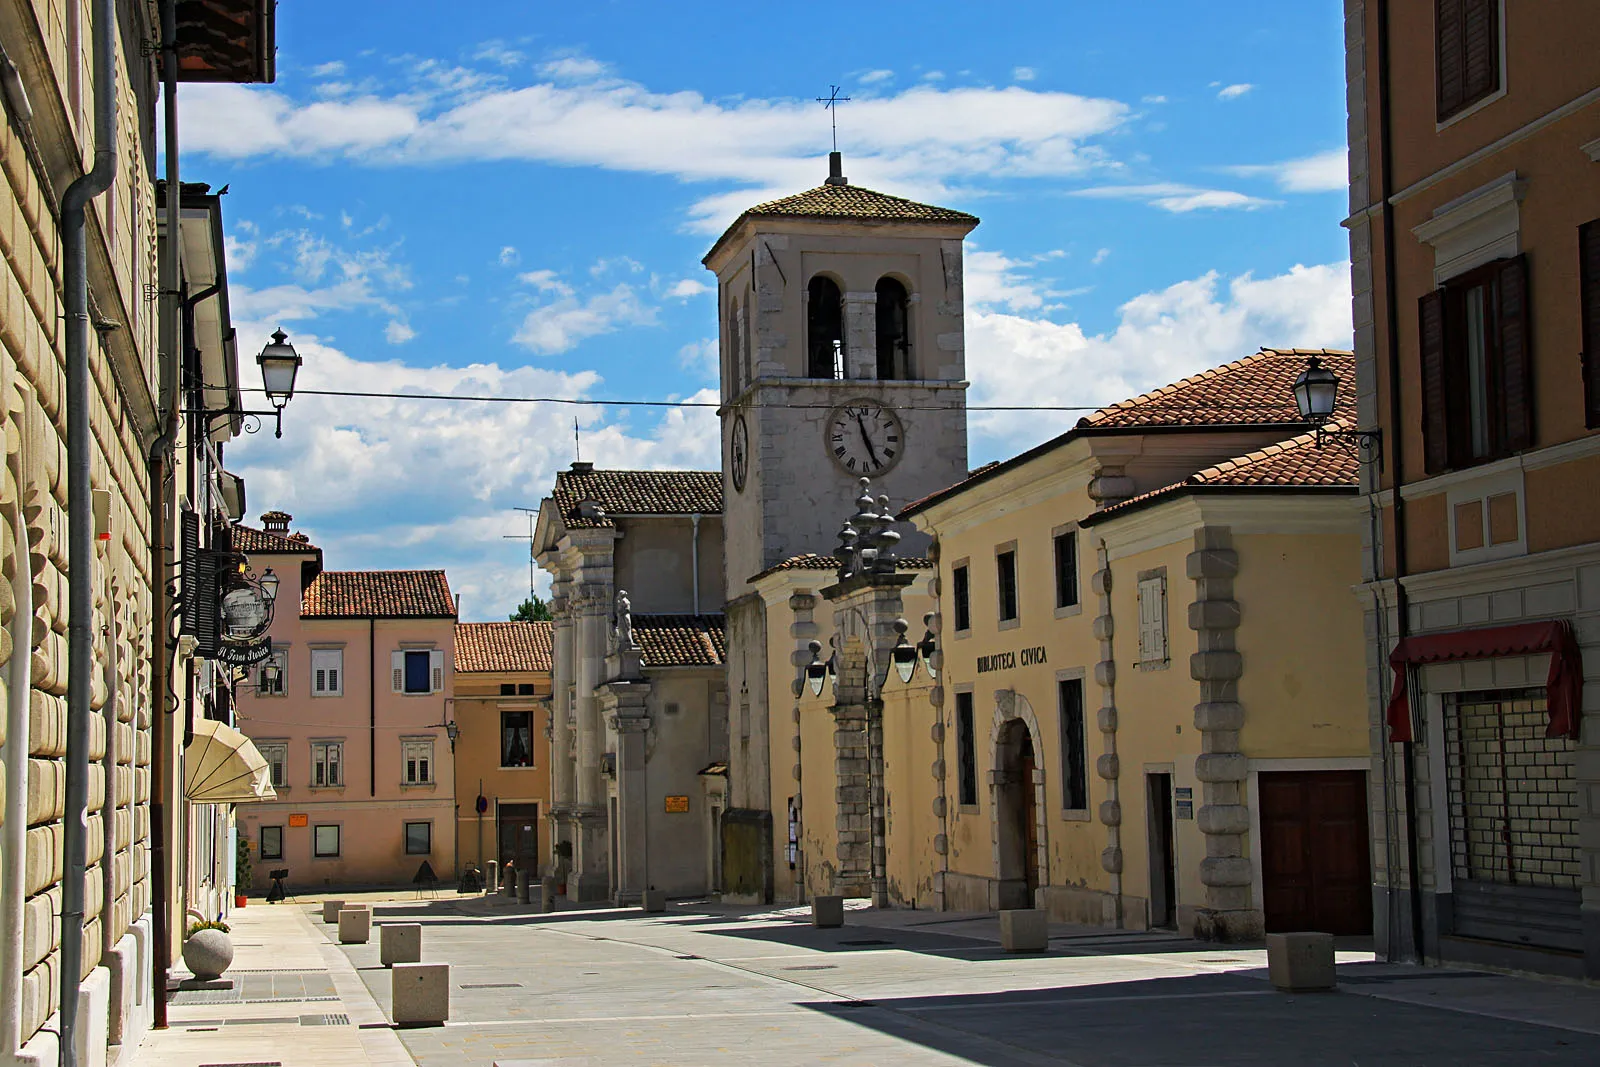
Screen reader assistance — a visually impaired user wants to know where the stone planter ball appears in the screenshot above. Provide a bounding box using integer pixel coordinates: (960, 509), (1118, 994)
(182, 929), (234, 981)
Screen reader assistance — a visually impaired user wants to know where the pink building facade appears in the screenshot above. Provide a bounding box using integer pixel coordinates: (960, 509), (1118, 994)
(232, 512), (458, 890)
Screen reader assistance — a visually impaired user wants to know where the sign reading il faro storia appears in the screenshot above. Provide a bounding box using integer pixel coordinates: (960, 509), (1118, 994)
(976, 646), (1048, 674)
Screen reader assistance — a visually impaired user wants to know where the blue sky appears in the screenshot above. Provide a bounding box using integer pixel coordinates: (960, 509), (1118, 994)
(187, 0), (1356, 621)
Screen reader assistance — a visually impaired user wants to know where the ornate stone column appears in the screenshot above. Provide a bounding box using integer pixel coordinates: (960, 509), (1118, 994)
(548, 579), (576, 825)
(598, 601), (652, 906)
(1093, 539), (1124, 926)
(567, 540), (615, 902)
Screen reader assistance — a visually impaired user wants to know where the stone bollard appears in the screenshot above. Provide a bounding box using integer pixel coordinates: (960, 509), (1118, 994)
(641, 889), (666, 913)
(999, 909), (1048, 952)
(502, 865), (515, 897)
(322, 899), (346, 924)
(380, 923), (422, 967)
(516, 870), (531, 904)
(1266, 932), (1336, 992)
(485, 863), (498, 894)
(391, 963), (450, 1027)
(338, 907), (372, 945)
(811, 895), (844, 928)
(540, 876), (558, 913)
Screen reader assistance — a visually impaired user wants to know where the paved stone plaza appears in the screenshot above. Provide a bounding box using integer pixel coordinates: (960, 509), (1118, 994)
(329, 896), (1600, 1066)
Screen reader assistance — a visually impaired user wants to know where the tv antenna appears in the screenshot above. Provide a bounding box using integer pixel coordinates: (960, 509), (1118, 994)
(816, 85), (851, 152)
(503, 506), (540, 614)
(573, 416), (581, 464)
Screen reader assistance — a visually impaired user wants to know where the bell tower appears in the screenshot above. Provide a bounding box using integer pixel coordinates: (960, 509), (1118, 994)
(702, 155), (977, 897)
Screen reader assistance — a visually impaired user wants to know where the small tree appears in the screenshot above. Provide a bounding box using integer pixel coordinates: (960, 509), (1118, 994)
(510, 595), (553, 622)
(235, 835), (252, 892)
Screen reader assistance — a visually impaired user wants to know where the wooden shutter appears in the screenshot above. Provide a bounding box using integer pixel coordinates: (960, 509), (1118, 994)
(1581, 221), (1600, 427)
(1437, 0), (1499, 121)
(1419, 288), (1452, 473)
(1436, 0), (1465, 119)
(1495, 254), (1532, 452)
(391, 650), (404, 692)
(430, 649), (445, 692)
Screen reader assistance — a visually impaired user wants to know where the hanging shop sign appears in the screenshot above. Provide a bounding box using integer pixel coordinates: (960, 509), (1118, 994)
(216, 635), (273, 667)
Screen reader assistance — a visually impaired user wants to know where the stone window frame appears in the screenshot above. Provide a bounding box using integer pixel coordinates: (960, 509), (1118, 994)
(256, 738), (290, 790)
(309, 644), (344, 698)
(401, 735), (437, 788)
(995, 540), (1020, 631)
(1136, 567), (1170, 671)
(1052, 523), (1083, 620)
(1055, 667), (1092, 821)
(309, 739), (344, 790)
(950, 556), (972, 639)
(953, 682), (980, 813)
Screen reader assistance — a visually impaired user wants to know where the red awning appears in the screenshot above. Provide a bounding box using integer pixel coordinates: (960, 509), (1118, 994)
(1386, 620), (1583, 742)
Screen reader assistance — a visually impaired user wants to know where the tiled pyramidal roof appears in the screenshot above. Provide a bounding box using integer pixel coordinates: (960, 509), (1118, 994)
(232, 524), (316, 553)
(552, 467), (723, 530)
(302, 570), (456, 618)
(739, 182), (978, 225)
(455, 621), (554, 673)
(1078, 348), (1356, 430)
(633, 614), (726, 668)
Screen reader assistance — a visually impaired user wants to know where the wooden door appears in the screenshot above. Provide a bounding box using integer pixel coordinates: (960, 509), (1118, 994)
(1260, 770), (1372, 935)
(1019, 743), (1039, 895)
(1147, 773), (1176, 928)
(498, 803), (540, 873)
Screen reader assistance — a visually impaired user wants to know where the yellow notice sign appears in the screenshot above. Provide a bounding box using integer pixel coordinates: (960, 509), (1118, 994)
(664, 795), (690, 813)
(288, 813), (309, 827)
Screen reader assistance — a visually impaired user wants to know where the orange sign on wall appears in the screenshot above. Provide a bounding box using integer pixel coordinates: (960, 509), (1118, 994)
(664, 796), (690, 813)
(288, 813), (309, 828)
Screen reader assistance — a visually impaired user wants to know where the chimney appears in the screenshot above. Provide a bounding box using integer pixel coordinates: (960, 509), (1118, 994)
(570, 460), (594, 473)
(261, 510), (292, 533)
(825, 150), (848, 187)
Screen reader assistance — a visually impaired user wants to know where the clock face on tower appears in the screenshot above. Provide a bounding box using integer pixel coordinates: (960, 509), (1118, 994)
(826, 399), (904, 476)
(730, 414), (749, 492)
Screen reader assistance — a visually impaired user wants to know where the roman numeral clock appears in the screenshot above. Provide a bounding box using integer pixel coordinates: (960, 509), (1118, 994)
(827, 398), (904, 475)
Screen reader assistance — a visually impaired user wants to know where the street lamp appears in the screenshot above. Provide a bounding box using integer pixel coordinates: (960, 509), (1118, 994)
(259, 567), (279, 606)
(1290, 354), (1382, 463)
(185, 327), (305, 440)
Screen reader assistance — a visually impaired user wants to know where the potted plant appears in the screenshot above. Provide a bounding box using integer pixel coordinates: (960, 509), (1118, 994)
(234, 836), (251, 908)
(182, 920), (234, 981)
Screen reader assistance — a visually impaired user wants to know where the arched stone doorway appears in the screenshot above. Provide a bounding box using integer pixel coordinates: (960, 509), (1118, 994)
(991, 690), (1046, 910)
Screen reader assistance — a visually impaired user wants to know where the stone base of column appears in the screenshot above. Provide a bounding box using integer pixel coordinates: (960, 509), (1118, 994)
(1190, 907), (1265, 943)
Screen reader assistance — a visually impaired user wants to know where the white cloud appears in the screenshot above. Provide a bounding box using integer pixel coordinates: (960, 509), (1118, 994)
(1013, 66), (1037, 82)
(498, 245), (520, 266)
(1142, 94), (1168, 104)
(676, 337), (718, 379)
(665, 278), (710, 299)
(1225, 148), (1347, 193)
(922, 71), (945, 82)
(539, 55), (609, 81)
(513, 283), (657, 354)
(1070, 183), (1277, 213)
(858, 70), (894, 85)
(474, 40), (525, 67)
(1091, 247), (1111, 265)
(385, 320), (417, 344)
(965, 260), (1353, 456)
(517, 269), (573, 296)
(225, 219), (258, 274)
(309, 61), (346, 78)
(590, 255), (643, 277)
(1216, 83), (1254, 100)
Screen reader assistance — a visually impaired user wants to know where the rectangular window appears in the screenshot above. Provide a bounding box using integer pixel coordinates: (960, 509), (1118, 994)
(310, 648), (343, 697)
(996, 549), (1018, 623)
(395, 648), (443, 694)
(952, 563), (971, 633)
(501, 711), (533, 768)
(1419, 256), (1530, 474)
(500, 682), (516, 696)
(403, 738), (434, 785)
(1137, 573), (1168, 667)
(313, 824), (340, 858)
(259, 649), (287, 695)
(404, 821), (432, 856)
(1580, 220), (1600, 428)
(311, 741), (343, 787)
(257, 742), (288, 789)
(1059, 679), (1088, 811)
(259, 825), (283, 861)
(1436, 0), (1500, 122)
(518, 683), (536, 696)
(955, 691), (977, 807)
(1054, 530), (1079, 610)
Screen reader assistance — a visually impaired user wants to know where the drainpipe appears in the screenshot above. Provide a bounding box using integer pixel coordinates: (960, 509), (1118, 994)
(148, 0), (183, 1029)
(100, 550), (118, 966)
(1375, 0), (1424, 965)
(60, 0), (119, 1061)
(689, 515), (701, 615)
(370, 619), (377, 797)
(1, 435), (34, 1059)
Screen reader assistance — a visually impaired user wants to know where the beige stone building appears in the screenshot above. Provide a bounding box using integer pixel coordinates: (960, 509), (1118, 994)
(1343, 0), (1600, 976)
(452, 621), (553, 881)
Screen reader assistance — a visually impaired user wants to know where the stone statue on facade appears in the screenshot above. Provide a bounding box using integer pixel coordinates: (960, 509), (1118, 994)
(613, 588), (638, 651)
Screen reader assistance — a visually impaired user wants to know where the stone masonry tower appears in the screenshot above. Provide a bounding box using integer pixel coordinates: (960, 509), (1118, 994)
(702, 153), (977, 898)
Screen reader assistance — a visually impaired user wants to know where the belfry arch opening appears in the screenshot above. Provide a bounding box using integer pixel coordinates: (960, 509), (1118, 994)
(807, 275), (845, 379)
(875, 276), (910, 380)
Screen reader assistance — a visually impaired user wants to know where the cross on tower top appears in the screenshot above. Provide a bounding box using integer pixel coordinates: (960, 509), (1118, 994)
(815, 85), (851, 153)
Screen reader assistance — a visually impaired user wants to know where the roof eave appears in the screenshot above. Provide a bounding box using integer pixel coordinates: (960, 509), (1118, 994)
(1079, 483), (1359, 527)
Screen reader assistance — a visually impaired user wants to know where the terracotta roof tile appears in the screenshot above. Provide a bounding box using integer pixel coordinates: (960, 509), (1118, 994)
(707, 181), (977, 263)
(232, 523), (317, 554)
(552, 467), (722, 530)
(302, 570), (456, 618)
(1078, 348), (1355, 430)
(1081, 422), (1359, 524)
(749, 554), (934, 583)
(455, 621), (553, 673)
(633, 614), (726, 668)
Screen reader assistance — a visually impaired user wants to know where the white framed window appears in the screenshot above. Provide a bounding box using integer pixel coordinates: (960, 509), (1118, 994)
(1137, 571), (1168, 668)
(257, 741), (288, 788)
(393, 648), (445, 694)
(311, 648), (343, 697)
(258, 649), (288, 696)
(311, 740), (343, 787)
(402, 738), (434, 785)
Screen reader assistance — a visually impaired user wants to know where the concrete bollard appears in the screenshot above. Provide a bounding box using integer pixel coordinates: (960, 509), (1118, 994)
(380, 923), (422, 967)
(485, 863), (498, 894)
(502, 865), (515, 897)
(999, 909), (1048, 952)
(391, 963), (450, 1026)
(540, 876), (558, 913)
(322, 899), (346, 924)
(1266, 932), (1336, 992)
(811, 895), (844, 928)
(338, 907), (372, 945)
(516, 870), (531, 904)
(641, 889), (666, 913)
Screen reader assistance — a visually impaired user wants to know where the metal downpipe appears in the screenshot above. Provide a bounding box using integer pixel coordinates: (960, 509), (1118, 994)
(58, 0), (118, 1062)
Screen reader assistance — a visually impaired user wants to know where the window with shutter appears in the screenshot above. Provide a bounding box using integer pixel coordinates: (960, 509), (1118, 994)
(1436, 0), (1501, 122)
(392, 650), (405, 692)
(403, 650), (431, 694)
(1496, 255), (1531, 451)
(310, 649), (343, 697)
(1582, 220), (1600, 428)
(430, 648), (445, 692)
(311, 741), (343, 787)
(1137, 573), (1168, 668)
(402, 738), (435, 784)
(1420, 287), (1451, 474)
